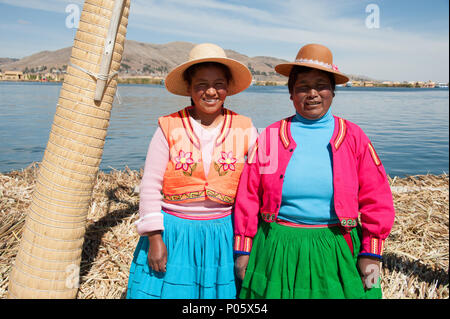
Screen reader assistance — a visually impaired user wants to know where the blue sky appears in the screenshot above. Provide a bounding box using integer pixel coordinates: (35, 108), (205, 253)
(0, 0), (448, 82)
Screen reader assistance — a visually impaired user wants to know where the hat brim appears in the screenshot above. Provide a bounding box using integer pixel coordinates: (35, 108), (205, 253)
(275, 62), (349, 85)
(165, 57), (253, 96)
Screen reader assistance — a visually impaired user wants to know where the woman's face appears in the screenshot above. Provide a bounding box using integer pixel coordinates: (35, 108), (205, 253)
(290, 69), (334, 120)
(187, 65), (228, 116)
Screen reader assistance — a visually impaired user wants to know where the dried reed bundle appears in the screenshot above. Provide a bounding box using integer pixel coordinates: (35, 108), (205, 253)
(1, 165), (448, 299)
(6, 0), (131, 298)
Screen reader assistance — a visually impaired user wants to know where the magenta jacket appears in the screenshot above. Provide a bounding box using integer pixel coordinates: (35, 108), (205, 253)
(233, 115), (395, 259)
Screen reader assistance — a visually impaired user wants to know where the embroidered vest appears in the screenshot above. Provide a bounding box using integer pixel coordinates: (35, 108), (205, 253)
(159, 106), (254, 205)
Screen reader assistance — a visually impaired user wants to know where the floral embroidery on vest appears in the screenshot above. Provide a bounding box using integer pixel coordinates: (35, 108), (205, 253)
(174, 150), (197, 176)
(214, 151), (237, 176)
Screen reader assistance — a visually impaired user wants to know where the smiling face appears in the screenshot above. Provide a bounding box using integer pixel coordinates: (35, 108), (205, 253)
(290, 68), (334, 120)
(186, 64), (229, 118)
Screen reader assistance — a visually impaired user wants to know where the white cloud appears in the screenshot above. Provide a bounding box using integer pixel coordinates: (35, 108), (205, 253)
(0, 0), (83, 13)
(129, 0), (448, 81)
(17, 19), (31, 25)
(1, 0), (448, 81)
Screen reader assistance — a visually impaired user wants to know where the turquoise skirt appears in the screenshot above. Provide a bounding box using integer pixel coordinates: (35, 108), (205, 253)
(126, 211), (236, 299)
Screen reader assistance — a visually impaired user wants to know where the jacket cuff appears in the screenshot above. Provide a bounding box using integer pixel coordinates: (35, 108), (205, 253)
(358, 252), (383, 260)
(360, 237), (385, 258)
(234, 235), (253, 254)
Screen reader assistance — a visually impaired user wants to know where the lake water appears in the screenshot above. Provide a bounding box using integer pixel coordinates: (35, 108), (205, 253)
(0, 82), (448, 177)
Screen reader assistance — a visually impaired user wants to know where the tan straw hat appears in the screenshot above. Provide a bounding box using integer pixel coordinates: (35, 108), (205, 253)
(164, 43), (252, 96)
(275, 43), (349, 85)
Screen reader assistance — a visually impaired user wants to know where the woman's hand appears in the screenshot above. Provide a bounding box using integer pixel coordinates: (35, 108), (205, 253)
(146, 231), (167, 273)
(358, 256), (381, 290)
(235, 255), (250, 281)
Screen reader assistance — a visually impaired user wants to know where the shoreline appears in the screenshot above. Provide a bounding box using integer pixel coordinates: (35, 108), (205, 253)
(1, 79), (449, 88)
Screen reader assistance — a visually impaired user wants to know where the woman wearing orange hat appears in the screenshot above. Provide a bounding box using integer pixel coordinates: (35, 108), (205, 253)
(126, 43), (257, 299)
(233, 44), (395, 298)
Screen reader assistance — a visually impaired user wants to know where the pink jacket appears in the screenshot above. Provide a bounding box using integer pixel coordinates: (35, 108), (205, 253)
(233, 115), (395, 259)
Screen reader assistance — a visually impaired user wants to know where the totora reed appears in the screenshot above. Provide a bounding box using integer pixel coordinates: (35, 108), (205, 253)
(0, 163), (448, 299)
(5, 0), (131, 298)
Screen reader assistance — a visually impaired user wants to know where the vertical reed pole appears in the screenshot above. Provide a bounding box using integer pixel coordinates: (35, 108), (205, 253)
(7, 0), (131, 298)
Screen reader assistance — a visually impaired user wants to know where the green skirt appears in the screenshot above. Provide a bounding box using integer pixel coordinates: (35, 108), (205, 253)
(239, 221), (382, 299)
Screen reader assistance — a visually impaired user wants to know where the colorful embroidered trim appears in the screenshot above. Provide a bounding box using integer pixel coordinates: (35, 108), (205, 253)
(164, 189), (234, 204)
(276, 219), (340, 228)
(234, 235), (253, 253)
(244, 237), (252, 252)
(205, 189), (234, 204)
(261, 211), (276, 222)
(163, 190), (205, 202)
(295, 58), (338, 71)
(247, 142), (258, 164)
(340, 218), (357, 227)
(179, 108), (201, 149)
(334, 117), (347, 150)
(215, 109), (232, 147)
(164, 209), (231, 220)
(370, 238), (385, 255)
(234, 236), (241, 251)
(368, 142), (381, 166)
(279, 118), (290, 149)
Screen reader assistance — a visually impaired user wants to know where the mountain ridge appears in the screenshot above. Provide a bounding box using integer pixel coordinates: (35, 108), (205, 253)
(0, 40), (290, 82)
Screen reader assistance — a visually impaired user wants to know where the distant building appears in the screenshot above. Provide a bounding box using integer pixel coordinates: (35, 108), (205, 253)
(51, 69), (62, 81)
(364, 81), (374, 87)
(0, 72), (3, 80)
(351, 81), (363, 87)
(382, 81), (393, 87)
(423, 81), (435, 88)
(1, 71), (24, 81)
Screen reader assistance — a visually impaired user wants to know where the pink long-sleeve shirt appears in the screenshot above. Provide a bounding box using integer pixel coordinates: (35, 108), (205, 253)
(135, 114), (258, 235)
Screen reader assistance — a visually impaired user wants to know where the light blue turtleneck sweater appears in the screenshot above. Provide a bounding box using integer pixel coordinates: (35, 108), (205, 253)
(277, 108), (340, 225)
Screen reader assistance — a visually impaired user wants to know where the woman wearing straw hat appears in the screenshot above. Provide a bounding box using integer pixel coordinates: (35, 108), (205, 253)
(233, 43), (395, 298)
(126, 43), (257, 299)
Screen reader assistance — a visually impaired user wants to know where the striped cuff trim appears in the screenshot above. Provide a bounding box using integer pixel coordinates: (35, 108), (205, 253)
(234, 235), (253, 253)
(370, 238), (385, 256)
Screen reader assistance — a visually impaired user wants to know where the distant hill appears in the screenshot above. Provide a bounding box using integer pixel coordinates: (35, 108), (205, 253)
(0, 58), (19, 69)
(0, 40), (290, 82)
(0, 40), (379, 83)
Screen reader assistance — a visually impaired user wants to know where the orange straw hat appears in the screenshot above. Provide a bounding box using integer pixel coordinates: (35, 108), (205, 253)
(164, 43), (252, 96)
(275, 43), (349, 85)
